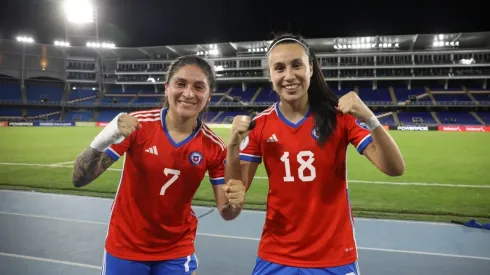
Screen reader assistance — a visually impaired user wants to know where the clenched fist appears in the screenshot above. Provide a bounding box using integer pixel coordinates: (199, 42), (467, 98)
(222, 179), (246, 208)
(337, 91), (374, 122)
(90, 112), (142, 152)
(229, 115), (252, 147)
(117, 114), (142, 137)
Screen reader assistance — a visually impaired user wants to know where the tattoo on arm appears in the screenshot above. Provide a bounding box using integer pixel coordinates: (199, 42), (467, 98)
(72, 147), (116, 187)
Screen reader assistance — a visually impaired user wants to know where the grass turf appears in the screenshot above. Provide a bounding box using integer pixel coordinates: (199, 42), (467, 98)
(0, 127), (488, 223)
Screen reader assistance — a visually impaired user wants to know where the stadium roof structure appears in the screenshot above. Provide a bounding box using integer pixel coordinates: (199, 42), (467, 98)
(3, 31), (490, 61)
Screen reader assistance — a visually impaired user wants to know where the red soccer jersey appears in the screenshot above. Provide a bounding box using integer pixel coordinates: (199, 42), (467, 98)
(104, 108), (227, 261)
(239, 103), (373, 268)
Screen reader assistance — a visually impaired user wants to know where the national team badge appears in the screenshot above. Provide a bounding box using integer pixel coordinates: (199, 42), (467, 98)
(239, 136), (249, 151)
(189, 151), (203, 166)
(355, 119), (369, 130)
(311, 128), (320, 140)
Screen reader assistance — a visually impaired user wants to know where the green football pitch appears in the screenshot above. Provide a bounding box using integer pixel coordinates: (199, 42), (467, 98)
(0, 127), (488, 223)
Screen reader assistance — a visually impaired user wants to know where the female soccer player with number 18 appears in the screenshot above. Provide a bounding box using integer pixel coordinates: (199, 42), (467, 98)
(225, 34), (405, 275)
(72, 55), (246, 275)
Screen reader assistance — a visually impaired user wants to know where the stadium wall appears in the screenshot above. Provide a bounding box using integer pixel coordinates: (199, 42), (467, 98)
(3, 120), (490, 132)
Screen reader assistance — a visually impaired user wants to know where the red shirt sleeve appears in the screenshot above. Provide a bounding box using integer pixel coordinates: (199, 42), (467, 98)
(239, 121), (262, 163)
(105, 131), (136, 161)
(207, 145), (226, 185)
(344, 114), (373, 154)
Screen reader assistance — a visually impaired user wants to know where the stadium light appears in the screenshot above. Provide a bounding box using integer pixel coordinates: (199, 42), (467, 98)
(16, 36), (34, 43)
(54, 40), (70, 47)
(208, 49), (219, 56)
(334, 42), (399, 50)
(86, 41), (116, 49)
(196, 44), (220, 56)
(247, 48), (267, 53)
(333, 36), (401, 51)
(432, 34), (459, 48)
(196, 50), (220, 56)
(63, 0), (94, 24)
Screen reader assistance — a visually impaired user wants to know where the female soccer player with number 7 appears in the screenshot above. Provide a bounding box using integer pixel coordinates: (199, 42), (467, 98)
(72, 55), (245, 275)
(225, 34), (405, 275)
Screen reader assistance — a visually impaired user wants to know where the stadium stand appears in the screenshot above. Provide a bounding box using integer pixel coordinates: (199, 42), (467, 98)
(0, 32), (489, 126)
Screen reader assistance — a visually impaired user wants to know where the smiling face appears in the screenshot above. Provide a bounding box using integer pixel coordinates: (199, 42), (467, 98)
(267, 43), (313, 104)
(164, 64), (211, 119)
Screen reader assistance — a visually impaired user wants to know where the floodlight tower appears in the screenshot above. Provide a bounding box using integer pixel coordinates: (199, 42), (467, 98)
(61, 0), (105, 96)
(62, 0), (99, 45)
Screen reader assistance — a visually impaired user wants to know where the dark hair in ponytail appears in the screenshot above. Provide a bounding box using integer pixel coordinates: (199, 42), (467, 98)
(267, 33), (338, 147)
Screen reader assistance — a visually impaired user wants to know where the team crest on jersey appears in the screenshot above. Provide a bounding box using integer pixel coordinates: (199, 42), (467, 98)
(239, 136), (249, 151)
(189, 151), (203, 166)
(311, 128), (320, 140)
(355, 119), (369, 130)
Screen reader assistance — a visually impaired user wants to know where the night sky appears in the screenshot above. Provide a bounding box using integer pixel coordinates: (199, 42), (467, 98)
(0, 0), (488, 47)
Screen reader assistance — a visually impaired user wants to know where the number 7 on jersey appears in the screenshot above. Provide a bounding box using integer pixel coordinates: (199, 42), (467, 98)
(161, 168), (180, 196)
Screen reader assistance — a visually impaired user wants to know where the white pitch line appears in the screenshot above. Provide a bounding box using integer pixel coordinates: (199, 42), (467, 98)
(0, 252), (101, 270)
(354, 247), (490, 261)
(0, 190), (464, 227)
(47, 161), (75, 166)
(0, 211), (108, 225)
(0, 162), (121, 171)
(347, 180), (490, 188)
(1, 211), (489, 261)
(0, 162), (53, 167)
(0, 162), (489, 189)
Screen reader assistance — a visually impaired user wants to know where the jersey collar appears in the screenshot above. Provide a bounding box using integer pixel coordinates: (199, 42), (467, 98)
(274, 102), (311, 128)
(160, 107), (202, 148)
